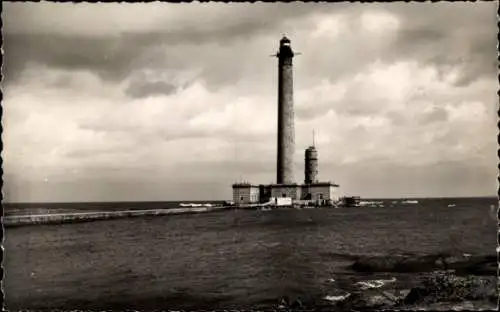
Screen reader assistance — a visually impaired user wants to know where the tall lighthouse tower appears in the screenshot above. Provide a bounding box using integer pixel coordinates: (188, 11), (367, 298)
(232, 37), (340, 206)
(276, 36), (296, 184)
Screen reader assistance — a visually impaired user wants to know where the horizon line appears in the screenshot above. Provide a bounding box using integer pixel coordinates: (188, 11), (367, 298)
(3, 195), (498, 205)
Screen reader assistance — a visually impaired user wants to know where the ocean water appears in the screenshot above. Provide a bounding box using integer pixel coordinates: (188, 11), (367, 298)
(3, 197), (497, 311)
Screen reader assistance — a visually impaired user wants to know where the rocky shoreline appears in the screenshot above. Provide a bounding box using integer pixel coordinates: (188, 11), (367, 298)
(351, 253), (497, 276)
(276, 253), (498, 311)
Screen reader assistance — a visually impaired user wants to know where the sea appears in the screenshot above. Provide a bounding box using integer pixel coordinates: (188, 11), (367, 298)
(3, 197), (498, 311)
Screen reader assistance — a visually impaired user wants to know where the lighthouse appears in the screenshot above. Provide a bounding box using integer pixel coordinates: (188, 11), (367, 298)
(231, 36), (339, 206)
(276, 36), (295, 184)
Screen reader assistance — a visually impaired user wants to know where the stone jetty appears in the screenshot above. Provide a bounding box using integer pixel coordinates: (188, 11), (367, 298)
(3, 206), (232, 227)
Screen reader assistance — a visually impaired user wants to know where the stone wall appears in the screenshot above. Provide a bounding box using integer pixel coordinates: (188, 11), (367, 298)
(301, 184), (336, 201)
(270, 185), (302, 200)
(233, 185), (260, 204)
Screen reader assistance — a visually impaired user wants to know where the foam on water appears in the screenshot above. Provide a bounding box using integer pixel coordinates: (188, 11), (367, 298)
(401, 200), (419, 204)
(355, 277), (397, 290)
(324, 293), (351, 302)
(358, 201), (386, 208)
(359, 201), (384, 206)
(180, 203), (203, 207)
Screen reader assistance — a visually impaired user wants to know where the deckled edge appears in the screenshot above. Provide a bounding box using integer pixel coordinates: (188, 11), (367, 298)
(0, 1), (498, 312)
(496, 1), (499, 312)
(1, 0), (5, 310)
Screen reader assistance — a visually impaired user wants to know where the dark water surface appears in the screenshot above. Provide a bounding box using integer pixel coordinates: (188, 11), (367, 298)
(4, 197), (497, 310)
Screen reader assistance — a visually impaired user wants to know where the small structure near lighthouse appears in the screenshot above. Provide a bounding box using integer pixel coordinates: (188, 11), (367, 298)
(232, 36), (339, 207)
(304, 133), (319, 184)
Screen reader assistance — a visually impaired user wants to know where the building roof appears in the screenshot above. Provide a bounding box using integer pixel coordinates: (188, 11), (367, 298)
(267, 183), (301, 187)
(280, 36), (290, 44)
(303, 182), (340, 187)
(252, 182), (340, 188)
(232, 182), (260, 188)
(278, 36), (294, 58)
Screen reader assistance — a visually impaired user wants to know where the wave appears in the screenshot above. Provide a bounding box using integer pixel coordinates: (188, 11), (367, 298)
(179, 203), (217, 208)
(401, 200), (419, 204)
(180, 203), (203, 207)
(323, 293), (351, 302)
(359, 201), (385, 207)
(358, 199), (422, 207)
(355, 277), (397, 290)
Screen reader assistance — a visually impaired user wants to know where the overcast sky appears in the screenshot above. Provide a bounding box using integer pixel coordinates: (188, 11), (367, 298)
(3, 1), (498, 202)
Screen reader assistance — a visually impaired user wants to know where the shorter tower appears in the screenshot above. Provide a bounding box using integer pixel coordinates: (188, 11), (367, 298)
(304, 145), (318, 184)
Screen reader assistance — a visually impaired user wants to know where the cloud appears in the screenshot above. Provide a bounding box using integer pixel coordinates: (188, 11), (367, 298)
(388, 1), (497, 87)
(2, 2), (497, 202)
(417, 106), (449, 125)
(125, 79), (179, 99)
(3, 2), (334, 86)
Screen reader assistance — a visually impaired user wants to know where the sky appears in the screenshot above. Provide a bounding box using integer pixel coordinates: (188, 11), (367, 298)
(2, 1), (498, 202)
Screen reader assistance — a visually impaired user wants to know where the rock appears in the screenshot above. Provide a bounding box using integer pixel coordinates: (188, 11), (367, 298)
(364, 294), (397, 308)
(465, 276), (498, 302)
(351, 255), (410, 272)
(351, 254), (497, 275)
(411, 300), (496, 311)
(330, 290), (400, 311)
(396, 289), (412, 299)
(403, 271), (498, 305)
(403, 287), (431, 305)
(276, 295), (316, 309)
(456, 255), (498, 275)
(422, 272), (472, 301)
(382, 289), (411, 302)
(351, 254), (452, 273)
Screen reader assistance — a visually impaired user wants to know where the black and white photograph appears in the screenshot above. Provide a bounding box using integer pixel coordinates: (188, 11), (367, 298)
(2, 1), (498, 311)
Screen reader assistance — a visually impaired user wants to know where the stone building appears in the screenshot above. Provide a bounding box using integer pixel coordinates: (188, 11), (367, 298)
(301, 182), (339, 204)
(232, 183), (260, 205)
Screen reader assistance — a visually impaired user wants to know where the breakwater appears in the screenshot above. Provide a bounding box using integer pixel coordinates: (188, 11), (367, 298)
(3, 206), (232, 227)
